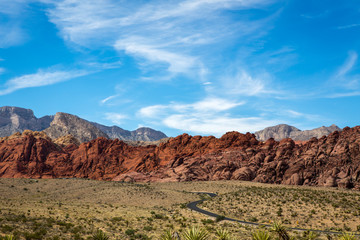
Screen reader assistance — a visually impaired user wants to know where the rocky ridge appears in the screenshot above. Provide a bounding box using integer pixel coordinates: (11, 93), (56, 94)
(43, 112), (109, 143)
(0, 106), (167, 143)
(0, 126), (359, 189)
(92, 123), (168, 141)
(255, 124), (341, 141)
(0, 106), (53, 137)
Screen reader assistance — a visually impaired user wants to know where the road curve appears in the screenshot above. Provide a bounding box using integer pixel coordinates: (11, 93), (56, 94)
(187, 192), (360, 236)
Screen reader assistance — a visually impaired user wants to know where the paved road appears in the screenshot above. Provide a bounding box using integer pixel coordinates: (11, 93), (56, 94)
(187, 192), (360, 236)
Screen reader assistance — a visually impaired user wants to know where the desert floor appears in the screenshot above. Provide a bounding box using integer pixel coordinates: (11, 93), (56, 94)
(0, 179), (359, 239)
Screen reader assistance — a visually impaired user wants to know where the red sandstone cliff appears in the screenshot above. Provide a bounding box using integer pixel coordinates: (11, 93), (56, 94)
(0, 127), (360, 189)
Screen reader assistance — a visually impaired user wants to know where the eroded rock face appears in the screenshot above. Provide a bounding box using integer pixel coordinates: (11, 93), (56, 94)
(0, 127), (360, 190)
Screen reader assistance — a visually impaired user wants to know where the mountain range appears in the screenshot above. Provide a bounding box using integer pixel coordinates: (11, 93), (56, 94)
(0, 106), (167, 144)
(1, 106), (359, 189)
(0, 106), (341, 144)
(254, 124), (341, 141)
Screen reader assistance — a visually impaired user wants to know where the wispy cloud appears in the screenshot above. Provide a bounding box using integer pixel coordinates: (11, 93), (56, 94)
(138, 97), (278, 135)
(114, 39), (197, 75)
(104, 112), (127, 125)
(0, 67), (5, 75)
(100, 94), (120, 105)
(300, 10), (329, 19)
(326, 91), (360, 98)
(337, 23), (360, 30)
(0, 67), (89, 95)
(335, 51), (357, 78)
(0, 0), (30, 48)
(43, 0), (280, 80)
(328, 51), (360, 91)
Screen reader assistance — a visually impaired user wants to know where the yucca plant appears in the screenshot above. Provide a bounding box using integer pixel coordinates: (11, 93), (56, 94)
(3, 235), (17, 240)
(337, 232), (357, 240)
(252, 228), (272, 240)
(91, 229), (109, 240)
(215, 228), (232, 240)
(182, 227), (209, 240)
(161, 229), (180, 240)
(302, 231), (320, 240)
(270, 221), (290, 240)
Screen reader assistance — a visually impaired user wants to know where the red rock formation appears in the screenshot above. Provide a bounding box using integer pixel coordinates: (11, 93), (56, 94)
(0, 127), (360, 189)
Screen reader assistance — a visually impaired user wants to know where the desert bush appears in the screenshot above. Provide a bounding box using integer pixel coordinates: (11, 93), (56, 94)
(160, 229), (180, 240)
(216, 215), (225, 222)
(1, 235), (17, 240)
(251, 229), (272, 240)
(182, 227), (209, 240)
(215, 228), (232, 240)
(302, 231), (320, 240)
(270, 221), (290, 240)
(337, 232), (357, 240)
(91, 229), (109, 240)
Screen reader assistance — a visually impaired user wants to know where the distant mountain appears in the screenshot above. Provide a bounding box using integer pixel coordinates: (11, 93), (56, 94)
(0, 106), (53, 137)
(0, 106), (167, 144)
(43, 112), (109, 143)
(255, 124), (341, 141)
(92, 123), (168, 142)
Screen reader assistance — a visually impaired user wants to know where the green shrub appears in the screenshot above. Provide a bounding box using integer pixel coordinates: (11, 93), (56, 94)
(91, 229), (109, 240)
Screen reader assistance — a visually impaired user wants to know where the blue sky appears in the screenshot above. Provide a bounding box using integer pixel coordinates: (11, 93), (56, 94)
(1, 0), (360, 137)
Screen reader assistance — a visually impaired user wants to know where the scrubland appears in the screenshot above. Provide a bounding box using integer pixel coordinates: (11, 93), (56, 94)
(0, 179), (359, 239)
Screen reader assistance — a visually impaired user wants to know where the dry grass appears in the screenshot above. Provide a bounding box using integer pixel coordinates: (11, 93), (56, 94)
(0, 179), (359, 239)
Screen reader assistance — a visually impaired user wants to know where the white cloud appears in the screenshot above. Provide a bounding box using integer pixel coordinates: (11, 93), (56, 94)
(0, 68), (89, 95)
(100, 94), (119, 105)
(0, 67), (5, 75)
(104, 112), (127, 125)
(43, 0), (278, 79)
(329, 51), (360, 91)
(326, 91), (360, 98)
(139, 105), (168, 118)
(336, 51), (357, 78)
(337, 23), (360, 30)
(139, 97), (244, 118)
(114, 39), (197, 74)
(163, 114), (278, 135)
(214, 69), (278, 97)
(0, 0), (31, 48)
(138, 97), (277, 136)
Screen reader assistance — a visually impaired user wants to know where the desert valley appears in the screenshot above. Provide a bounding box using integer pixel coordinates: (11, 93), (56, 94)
(0, 107), (360, 239)
(2, 1), (360, 239)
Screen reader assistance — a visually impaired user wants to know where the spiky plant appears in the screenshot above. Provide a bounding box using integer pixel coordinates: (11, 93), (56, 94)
(252, 229), (272, 240)
(4, 235), (17, 240)
(160, 229), (180, 240)
(302, 231), (320, 240)
(270, 221), (290, 240)
(182, 227), (209, 240)
(215, 228), (232, 240)
(91, 229), (109, 240)
(337, 232), (357, 240)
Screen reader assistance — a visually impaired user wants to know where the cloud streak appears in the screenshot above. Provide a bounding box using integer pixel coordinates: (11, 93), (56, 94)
(0, 68), (89, 95)
(43, 0), (279, 80)
(337, 23), (360, 30)
(335, 51), (357, 78)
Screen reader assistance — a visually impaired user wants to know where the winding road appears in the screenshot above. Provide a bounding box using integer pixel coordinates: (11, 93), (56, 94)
(186, 192), (360, 236)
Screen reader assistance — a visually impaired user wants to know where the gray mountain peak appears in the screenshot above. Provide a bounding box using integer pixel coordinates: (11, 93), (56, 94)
(0, 106), (53, 137)
(255, 124), (341, 141)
